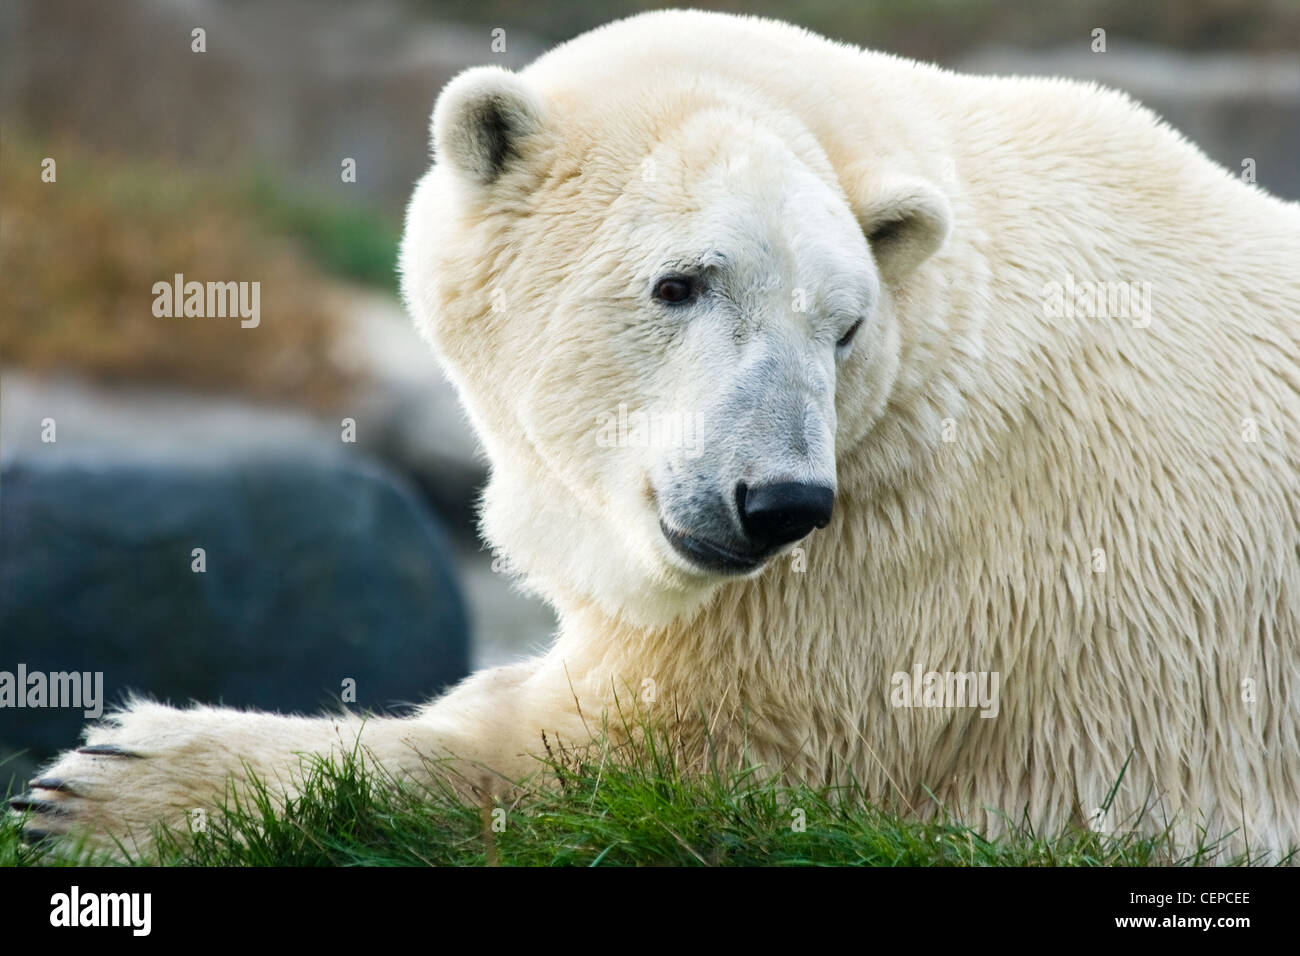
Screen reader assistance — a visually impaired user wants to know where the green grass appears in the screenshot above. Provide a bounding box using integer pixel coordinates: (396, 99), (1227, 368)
(241, 171), (402, 293)
(4, 724), (1281, 866)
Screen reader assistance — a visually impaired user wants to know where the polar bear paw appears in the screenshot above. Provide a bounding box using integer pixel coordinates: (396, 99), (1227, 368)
(9, 700), (264, 861)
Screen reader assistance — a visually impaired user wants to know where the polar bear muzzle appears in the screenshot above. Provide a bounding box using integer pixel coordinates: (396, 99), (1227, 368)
(660, 480), (835, 575)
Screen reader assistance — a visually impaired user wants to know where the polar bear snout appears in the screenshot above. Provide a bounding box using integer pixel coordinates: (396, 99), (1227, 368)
(658, 479), (834, 576)
(652, 344), (840, 578)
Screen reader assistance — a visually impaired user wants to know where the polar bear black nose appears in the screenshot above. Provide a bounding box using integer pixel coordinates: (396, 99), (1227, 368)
(737, 481), (835, 547)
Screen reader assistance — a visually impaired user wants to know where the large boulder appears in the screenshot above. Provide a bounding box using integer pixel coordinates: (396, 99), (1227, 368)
(0, 456), (469, 792)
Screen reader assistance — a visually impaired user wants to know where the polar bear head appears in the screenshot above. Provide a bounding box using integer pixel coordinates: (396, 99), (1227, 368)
(400, 64), (950, 627)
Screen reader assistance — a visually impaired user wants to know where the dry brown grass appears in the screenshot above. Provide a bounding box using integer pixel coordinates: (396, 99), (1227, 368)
(0, 134), (357, 409)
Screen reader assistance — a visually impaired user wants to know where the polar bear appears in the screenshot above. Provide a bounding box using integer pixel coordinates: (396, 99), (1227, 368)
(16, 10), (1300, 862)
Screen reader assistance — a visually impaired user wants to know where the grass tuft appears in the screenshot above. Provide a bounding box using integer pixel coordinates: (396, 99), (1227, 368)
(5, 721), (1281, 867)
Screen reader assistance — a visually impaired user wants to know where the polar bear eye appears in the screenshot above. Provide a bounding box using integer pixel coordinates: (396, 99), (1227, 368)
(652, 275), (696, 305)
(836, 318), (864, 350)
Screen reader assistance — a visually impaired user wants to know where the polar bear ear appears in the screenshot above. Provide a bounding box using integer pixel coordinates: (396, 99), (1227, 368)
(431, 66), (545, 184)
(853, 175), (952, 284)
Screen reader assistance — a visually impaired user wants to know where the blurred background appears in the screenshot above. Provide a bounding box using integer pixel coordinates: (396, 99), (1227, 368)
(1, 0), (1297, 791)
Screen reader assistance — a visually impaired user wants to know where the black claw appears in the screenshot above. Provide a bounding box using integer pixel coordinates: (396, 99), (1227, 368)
(9, 794), (67, 816)
(20, 827), (52, 846)
(29, 777), (78, 795)
(77, 744), (143, 758)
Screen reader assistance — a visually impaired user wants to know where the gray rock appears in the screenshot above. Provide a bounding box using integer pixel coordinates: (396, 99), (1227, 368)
(0, 368), (557, 676)
(327, 288), (488, 539)
(0, 455), (469, 793)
